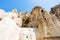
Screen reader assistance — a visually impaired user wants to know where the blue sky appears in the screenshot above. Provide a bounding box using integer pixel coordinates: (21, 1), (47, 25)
(0, 0), (60, 12)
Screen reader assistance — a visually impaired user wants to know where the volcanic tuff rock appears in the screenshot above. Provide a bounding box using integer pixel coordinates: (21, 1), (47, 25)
(23, 5), (60, 40)
(0, 4), (60, 40)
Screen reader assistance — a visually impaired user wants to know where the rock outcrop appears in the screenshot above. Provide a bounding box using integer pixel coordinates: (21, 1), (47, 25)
(23, 5), (60, 40)
(0, 4), (60, 40)
(50, 4), (60, 19)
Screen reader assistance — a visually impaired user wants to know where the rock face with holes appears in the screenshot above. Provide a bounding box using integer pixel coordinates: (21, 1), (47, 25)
(19, 28), (36, 40)
(27, 6), (47, 40)
(0, 9), (36, 40)
(24, 6), (60, 40)
(0, 17), (36, 40)
(0, 4), (60, 40)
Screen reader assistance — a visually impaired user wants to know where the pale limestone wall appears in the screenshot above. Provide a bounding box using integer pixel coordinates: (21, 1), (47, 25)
(14, 18), (22, 27)
(19, 28), (36, 40)
(0, 5), (60, 40)
(0, 17), (20, 40)
(0, 17), (36, 40)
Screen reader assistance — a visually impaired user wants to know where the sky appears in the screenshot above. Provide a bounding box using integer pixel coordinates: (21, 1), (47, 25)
(0, 0), (60, 12)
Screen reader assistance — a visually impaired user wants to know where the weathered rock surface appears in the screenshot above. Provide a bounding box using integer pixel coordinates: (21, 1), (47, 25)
(19, 28), (36, 40)
(0, 17), (36, 40)
(0, 17), (20, 40)
(50, 4), (60, 19)
(0, 4), (60, 40)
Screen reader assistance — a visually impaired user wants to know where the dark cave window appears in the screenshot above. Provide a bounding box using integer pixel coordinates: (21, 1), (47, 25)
(31, 26), (33, 28)
(26, 36), (28, 38)
(18, 16), (20, 18)
(25, 18), (29, 24)
(41, 10), (43, 12)
(44, 18), (46, 20)
(36, 26), (38, 28)
(0, 18), (2, 21)
(22, 24), (27, 27)
(23, 25), (26, 27)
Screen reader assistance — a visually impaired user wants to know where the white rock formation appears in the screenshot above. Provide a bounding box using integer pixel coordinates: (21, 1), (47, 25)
(19, 28), (36, 40)
(0, 6), (60, 40)
(0, 17), (36, 40)
(0, 17), (20, 40)
(0, 9), (5, 19)
(14, 18), (22, 27)
(5, 12), (18, 19)
(0, 12), (36, 40)
(19, 12), (26, 19)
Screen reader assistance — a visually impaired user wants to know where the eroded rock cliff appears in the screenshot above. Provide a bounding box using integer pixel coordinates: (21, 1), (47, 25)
(0, 4), (60, 40)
